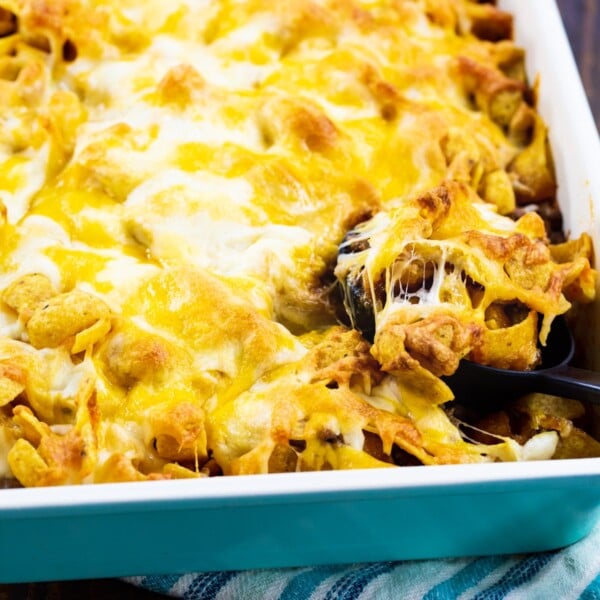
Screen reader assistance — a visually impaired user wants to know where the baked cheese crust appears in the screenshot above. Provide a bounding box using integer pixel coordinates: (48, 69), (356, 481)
(0, 0), (596, 486)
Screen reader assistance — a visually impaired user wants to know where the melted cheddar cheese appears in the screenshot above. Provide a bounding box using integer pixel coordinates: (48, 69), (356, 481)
(0, 0), (596, 486)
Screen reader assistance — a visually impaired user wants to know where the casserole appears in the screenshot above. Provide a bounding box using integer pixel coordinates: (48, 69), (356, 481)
(0, 0), (599, 582)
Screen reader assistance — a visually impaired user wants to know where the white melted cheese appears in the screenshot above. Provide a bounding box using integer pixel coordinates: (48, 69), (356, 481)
(0, 215), (68, 289)
(336, 210), (391, 268)
(99, 421), (148, 461)
(0, 114), (31, 161)
(43, 352), (89, 398)
(70, 26), (278, 114)
(304, 92), (380, 123)
(75, 106), (264, 159)
(215, 13), (280, 47)
(118, 0), (212, 32)
(93, 257), (161, 310)
(155, 111), (265, 152)
(386, 244), (453, 307)
(521, 430), (559, 461)
(126, 169), (255, 212)
(0, 144), (49, 224)
(71, 108), (265, 200)
(473, 201), (517, 233)
(0, 308), (25, 340)
(137, 213), (312, 280)
(125, 168), (313, 288)
(337, 198), (520, 332)
(81, 59), (144, 107)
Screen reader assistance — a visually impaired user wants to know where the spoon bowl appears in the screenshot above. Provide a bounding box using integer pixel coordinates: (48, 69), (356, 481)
(443, 317), (600, 405)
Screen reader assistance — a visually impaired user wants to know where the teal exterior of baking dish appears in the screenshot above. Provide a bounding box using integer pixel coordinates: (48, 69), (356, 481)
(0, 461), (598, 583)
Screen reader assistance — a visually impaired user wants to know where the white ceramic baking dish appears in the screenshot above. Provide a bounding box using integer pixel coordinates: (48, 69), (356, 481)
(0, 0), (598, 583)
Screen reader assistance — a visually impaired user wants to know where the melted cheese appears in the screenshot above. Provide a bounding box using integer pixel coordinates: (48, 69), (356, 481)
(0, 145), (50, 223)
(0, 0), (594, 485)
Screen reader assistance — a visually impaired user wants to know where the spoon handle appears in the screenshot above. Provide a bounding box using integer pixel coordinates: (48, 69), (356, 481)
(537, 366), (600, 405)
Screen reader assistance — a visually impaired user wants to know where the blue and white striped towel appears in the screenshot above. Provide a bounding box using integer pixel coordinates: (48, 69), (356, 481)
(126, 519), (600, 599)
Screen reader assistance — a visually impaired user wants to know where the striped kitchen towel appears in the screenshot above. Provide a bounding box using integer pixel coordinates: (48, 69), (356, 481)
(126, 519), (600, 599)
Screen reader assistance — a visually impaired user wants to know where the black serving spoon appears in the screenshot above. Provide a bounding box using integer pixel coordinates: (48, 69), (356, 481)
(443, 317), (600, 405)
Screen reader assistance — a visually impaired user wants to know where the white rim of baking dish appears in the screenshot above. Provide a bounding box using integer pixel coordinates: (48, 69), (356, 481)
(0, 459), (598, 509)
(500, 0), (600, 242)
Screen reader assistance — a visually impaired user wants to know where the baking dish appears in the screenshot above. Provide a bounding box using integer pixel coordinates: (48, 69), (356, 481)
(0, 0), (599, 583)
